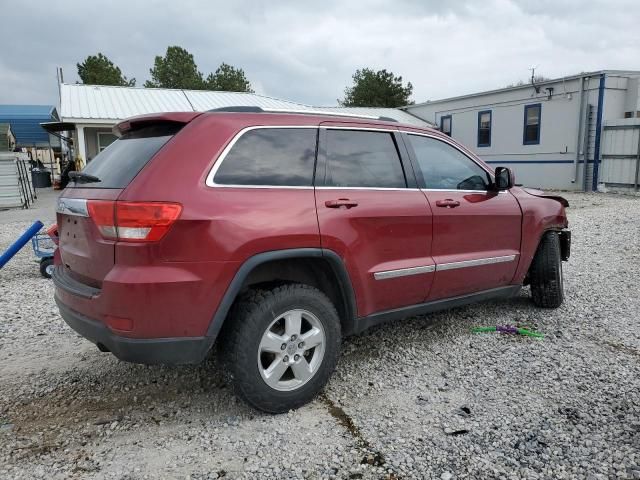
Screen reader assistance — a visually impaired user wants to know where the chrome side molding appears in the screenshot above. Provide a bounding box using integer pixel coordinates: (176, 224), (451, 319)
(373, 254), (516, 280)
(436, 255), (516, 271)
(374, 265), (436, 280)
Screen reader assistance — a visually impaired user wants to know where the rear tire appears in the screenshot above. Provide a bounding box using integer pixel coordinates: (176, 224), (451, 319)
(40, 257), (54, 279)
(220, 284), (341, 413)
(529, 232), (564, 308)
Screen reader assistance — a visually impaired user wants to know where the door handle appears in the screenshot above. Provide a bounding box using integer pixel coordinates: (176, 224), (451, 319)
(325, 198), (359, 209)
(435, 199), (460, 208)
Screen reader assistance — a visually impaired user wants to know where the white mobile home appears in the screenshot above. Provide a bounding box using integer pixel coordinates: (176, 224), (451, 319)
(403, 70), (640, 191)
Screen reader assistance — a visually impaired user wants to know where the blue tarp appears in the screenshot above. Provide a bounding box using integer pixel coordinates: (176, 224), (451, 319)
(0, 105), (59, 147)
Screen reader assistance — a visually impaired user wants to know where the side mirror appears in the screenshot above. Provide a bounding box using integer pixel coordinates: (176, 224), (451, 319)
(494, 167), (514, 191)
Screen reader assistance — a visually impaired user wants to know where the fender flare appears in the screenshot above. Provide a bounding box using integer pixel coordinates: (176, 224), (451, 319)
(204, 248), (357, 344)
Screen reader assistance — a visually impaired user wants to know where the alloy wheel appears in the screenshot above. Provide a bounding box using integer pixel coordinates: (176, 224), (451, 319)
(257, 309), (325, 391)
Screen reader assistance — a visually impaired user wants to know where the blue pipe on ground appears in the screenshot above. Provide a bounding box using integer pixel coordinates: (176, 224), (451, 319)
(0, 221), (44, 269)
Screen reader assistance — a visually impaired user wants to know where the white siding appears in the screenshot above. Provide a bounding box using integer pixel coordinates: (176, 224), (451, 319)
(405, 72), (640, 190)
(624, 78), (640, 114)
(600, 119), (640, 186)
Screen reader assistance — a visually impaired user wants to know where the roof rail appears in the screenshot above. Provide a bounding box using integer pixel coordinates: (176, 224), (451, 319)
(208, 106), (398, 122)
(209, 106), (263, 113)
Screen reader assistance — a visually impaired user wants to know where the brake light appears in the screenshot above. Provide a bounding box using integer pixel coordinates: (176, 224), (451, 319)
(87, 201), (182, 242)
(46, 224), (59, 244)
(87, 201), (117, 239)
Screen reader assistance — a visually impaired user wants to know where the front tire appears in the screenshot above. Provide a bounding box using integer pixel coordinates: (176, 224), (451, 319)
(529, 232), (564, 308)
(221, 284), (341, 413)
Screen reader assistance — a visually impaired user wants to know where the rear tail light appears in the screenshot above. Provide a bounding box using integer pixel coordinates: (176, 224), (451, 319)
(87, 201), (182, 242)
(46, 224), (59, 245)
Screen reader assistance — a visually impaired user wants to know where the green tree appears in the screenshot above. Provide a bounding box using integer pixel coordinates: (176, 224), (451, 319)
(205, 63), (254, 92)
(77, 53), (135, 86)
(144, 46), (205, 89)
(340, 68), (413, 107)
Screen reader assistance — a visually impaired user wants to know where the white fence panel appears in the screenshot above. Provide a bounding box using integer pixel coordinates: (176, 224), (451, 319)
(0, 153), (32, 209)
(601, 119), (640, 187)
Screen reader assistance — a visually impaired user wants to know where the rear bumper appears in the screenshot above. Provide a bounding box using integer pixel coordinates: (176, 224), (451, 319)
(55, 296), (211, 365)
(51, 259), (237, 340)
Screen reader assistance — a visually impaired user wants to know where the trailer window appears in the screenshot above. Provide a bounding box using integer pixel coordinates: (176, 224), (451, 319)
(523, 104), (541, 145)
(477, 110), (491, 147)
(440, 115), (452, 136)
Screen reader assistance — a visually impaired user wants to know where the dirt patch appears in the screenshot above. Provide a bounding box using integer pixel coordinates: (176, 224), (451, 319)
(321, 393), (401, 477)
(603, 339), (640, 359)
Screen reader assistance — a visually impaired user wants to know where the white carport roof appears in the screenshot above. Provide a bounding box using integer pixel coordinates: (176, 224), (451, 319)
(59, 83), (432, 127)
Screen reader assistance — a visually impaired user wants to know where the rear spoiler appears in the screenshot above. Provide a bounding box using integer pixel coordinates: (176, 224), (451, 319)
(114, 112), (202, 137)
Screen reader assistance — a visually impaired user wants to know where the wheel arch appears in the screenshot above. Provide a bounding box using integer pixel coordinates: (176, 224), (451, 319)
(510, 188), (569, 285)
(205, 248), (357, 345)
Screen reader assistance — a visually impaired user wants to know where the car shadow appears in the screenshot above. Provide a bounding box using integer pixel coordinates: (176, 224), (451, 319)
(350, 290), (539, 339)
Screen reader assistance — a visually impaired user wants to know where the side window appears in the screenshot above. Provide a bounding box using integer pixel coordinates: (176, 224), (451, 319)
(408, 134), (490, 191)
(323, 130), (406, 188)
(213, 128), (317, 186)
(523, 104), (541, 145)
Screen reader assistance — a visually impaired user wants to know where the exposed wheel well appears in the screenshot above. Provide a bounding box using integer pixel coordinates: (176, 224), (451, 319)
(524, 229), (567, 285)
(238, 257), (355, 335)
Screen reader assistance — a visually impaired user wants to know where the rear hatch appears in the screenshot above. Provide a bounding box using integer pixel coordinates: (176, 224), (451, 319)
(57, 121), (187, 287)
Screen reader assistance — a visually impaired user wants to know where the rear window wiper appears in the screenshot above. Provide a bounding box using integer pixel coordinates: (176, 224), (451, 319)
(69, 172), (101, 184)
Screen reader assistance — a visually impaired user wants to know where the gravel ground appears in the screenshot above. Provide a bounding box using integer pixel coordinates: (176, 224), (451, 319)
(1, 189), (639, 479)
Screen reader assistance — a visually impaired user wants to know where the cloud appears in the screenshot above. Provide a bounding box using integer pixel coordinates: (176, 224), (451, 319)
(0, 0), (638, 107)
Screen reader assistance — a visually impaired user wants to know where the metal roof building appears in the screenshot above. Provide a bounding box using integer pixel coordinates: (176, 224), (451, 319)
(59, 83), (428, 125)
(0, 105), (59, 147)
(55, 83), (430, 164)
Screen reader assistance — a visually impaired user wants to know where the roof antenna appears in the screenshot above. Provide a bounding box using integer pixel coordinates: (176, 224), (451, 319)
(529, 66), (541, 94)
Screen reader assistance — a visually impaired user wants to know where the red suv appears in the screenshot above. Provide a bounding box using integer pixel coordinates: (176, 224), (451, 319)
(53, 108), (570, 413)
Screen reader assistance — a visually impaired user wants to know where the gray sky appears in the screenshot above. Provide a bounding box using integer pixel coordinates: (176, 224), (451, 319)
(1, 0), (639, 107)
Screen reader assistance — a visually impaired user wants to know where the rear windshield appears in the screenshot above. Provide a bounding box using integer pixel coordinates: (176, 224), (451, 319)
(69, 123), (182, 188)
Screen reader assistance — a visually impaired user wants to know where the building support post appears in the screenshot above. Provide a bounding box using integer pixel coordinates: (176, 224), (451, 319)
(573, 76), (587, 186)
(48, 138), (55, 183)
(582, 105), (593, 192)
(76, 125), (87, 168)
(592, 74), (606, 191)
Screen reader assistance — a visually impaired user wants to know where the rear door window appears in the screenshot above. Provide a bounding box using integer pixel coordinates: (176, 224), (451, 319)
(213, 128), (317, 186)
(71, 123), (182, 189)
(322, 130), (406, 188)
(408, 134), (490, 190)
